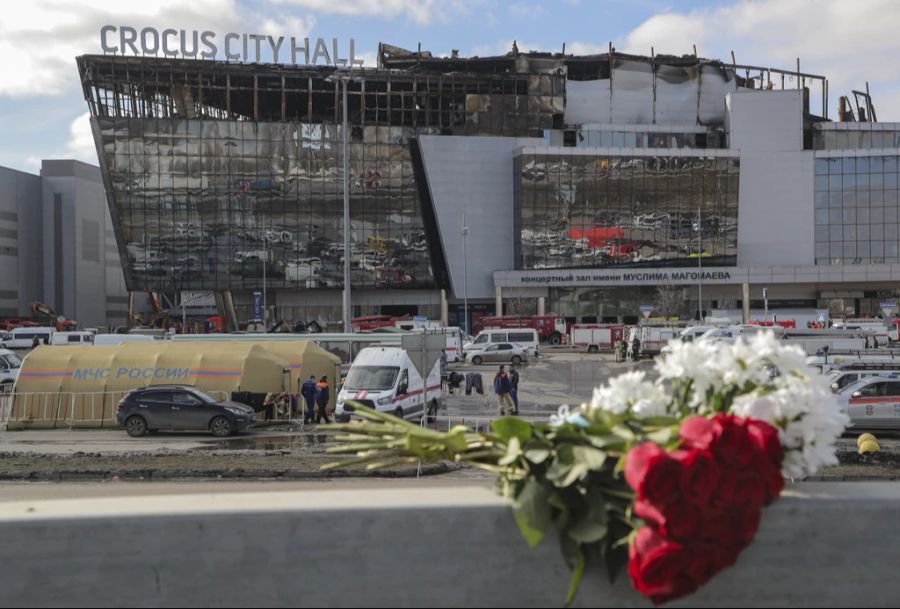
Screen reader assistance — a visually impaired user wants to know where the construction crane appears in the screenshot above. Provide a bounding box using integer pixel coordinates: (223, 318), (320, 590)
(29, 301), (78, 331)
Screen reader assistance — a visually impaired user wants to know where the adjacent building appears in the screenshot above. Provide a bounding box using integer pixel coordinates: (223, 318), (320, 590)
(0, 160), (128, 328)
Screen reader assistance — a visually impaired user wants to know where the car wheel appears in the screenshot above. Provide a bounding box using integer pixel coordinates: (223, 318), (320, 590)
(472, 355), (483, 365)
(511, 355), (523, 366)
(588, 345), (599, 353)
(548, 333), (562, 346)
(124, 415), (148, 438)
(393, 407), (403, 420)
(210, 416), (232, 437)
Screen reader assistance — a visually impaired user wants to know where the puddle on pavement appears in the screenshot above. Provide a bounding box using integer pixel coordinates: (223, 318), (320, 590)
(192, 433), (336, 451)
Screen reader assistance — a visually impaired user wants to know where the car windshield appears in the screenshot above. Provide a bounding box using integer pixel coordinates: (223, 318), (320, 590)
(4, 353), (21, 368)
(344, 366), (400, 391)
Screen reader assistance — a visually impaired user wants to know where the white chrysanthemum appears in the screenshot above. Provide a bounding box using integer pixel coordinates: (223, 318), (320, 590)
(729, 365), (849, 478)
(654, 340), (721, 405)
(588, 371), (670, 418)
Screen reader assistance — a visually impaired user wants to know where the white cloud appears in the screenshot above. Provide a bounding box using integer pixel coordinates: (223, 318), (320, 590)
(64, 112), (98, 165)
(264, 0), (484, 25)
(0, 0), (314, 97)
(621, 0), (900, 119)
(471, 38), (604, 57)
(508, 2), (545, 20)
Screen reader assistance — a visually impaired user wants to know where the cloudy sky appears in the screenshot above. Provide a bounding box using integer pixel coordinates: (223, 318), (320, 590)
(2, 0), (899, 173)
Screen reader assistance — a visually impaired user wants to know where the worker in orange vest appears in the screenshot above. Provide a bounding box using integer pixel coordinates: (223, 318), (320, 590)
(315, 376), (331, 424)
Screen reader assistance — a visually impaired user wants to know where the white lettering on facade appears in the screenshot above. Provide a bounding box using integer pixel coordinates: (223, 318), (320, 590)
(101, 27), (365, 66)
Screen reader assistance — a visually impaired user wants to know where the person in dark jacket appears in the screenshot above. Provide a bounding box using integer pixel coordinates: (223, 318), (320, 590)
(301, 375), (317, 424)
(493, 366), (514, 416)
(509, 365), (520, 415)
(315, 376), (331, 424)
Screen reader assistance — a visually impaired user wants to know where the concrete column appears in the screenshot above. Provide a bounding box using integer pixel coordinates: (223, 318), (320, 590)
(440, 289), (449, 327)
(495, 286), (503, 316)
(742, 282), (751, 324)
(537, 296), (546, 316)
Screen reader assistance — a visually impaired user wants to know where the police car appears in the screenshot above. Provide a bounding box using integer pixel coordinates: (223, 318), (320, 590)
(839, 374), (900, 429)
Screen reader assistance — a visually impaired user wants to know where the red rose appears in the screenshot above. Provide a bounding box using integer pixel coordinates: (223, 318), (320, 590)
(746, 419), (784, 467)
(696, 506), (742, 548)
(679, 416), (718, 449)
(635, 498), (700, 542)
(682, 541), (740, 584)
(732, 469), (767, 508)
(629, 527), (698, 605)
(672, 448), (720, 508)
(709, 415), (758, 467)
(709, 467), (738, 510)
(625, 443), (685, 507)
(734, 504), (762, 546)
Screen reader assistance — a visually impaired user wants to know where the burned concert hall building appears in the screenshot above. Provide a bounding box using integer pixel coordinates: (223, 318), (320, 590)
(77, 42), (900, 326)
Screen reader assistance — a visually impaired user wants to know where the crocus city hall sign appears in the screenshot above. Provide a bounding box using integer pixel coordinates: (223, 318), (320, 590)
(100, 26), (365, 66)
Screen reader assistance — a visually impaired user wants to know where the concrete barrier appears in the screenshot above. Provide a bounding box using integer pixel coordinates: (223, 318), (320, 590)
(0, 482), (897, 607)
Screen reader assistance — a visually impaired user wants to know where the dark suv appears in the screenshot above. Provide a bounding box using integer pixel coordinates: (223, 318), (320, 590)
(116, 385), (256, 438)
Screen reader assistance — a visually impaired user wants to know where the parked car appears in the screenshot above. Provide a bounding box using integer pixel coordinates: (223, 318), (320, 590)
(838, 375), (900, 429)
(116, 385), (256, 437)
(0, 348), (22, 386)
(468, 342), (529, 366)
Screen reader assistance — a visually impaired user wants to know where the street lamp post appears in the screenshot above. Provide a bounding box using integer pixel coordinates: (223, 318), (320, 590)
(462, 211), (469, 335)
(697, 206), (703, 322)
(326, 72), (354, 333)
(341, 77), (351, 333)
(262, 233), (267, 325)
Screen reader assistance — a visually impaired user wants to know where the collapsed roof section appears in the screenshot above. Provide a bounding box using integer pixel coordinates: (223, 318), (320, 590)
(379, 43), (830, 126)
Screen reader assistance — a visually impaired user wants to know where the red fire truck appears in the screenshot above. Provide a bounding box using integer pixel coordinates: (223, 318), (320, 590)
(352, 315), (413, 331)
(472, 315), (568, 345)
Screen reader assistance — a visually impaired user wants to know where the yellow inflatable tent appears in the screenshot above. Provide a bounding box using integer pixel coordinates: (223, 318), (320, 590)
(8, 342), (296, 429)
(244, 340), (341, 401)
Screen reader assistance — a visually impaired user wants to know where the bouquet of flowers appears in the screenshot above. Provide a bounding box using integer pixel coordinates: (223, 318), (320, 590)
(325, 332), (848, 605)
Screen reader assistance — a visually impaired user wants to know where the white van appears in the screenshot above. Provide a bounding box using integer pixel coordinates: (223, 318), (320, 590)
(335, 347), (442, 422)
(93, 333), (157, 345)
(463, 329), (540, 360)
(51, 331), (95, 345)
(697, 325), (783, 345)
(0, 349), (22, 385)
(0, 327), (55, 349)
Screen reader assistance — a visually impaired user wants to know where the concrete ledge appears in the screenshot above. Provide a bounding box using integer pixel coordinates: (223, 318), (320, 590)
(0, 482), (898, 607)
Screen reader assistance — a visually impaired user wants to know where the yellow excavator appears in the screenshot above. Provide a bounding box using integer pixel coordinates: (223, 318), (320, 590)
(29, 301), (78, 331)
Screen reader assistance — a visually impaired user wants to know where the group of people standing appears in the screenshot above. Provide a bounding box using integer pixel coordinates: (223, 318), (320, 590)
(262, 375), (331, 424)
(300, 375), (331, 424)
(492, 365), (520, 416)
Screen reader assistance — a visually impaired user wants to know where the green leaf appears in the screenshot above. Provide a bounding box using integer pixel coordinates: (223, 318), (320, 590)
(557, 462), (588, 488)
(444, 428), (470, 453)
(611, 424), (636, 441)
(640, 415), (680, 427)
(585, 433), (626, 450)
(513, 478), (551, 547)
(572, 446), (607, 471)
(498, 436), (523, 466)
(567, 518), (608, 544)
(545, 460), (573, 483)
(645, 427), (675, 446)
(492, 417), (534, 443)
(564, 548), (586, 607)
(524, 447), (551, 464)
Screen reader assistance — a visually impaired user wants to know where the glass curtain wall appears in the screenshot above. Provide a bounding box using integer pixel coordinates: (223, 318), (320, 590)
(814, 154), (900, 264)
(518, 153), (739, 269)
(80, 56), (563, 292)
